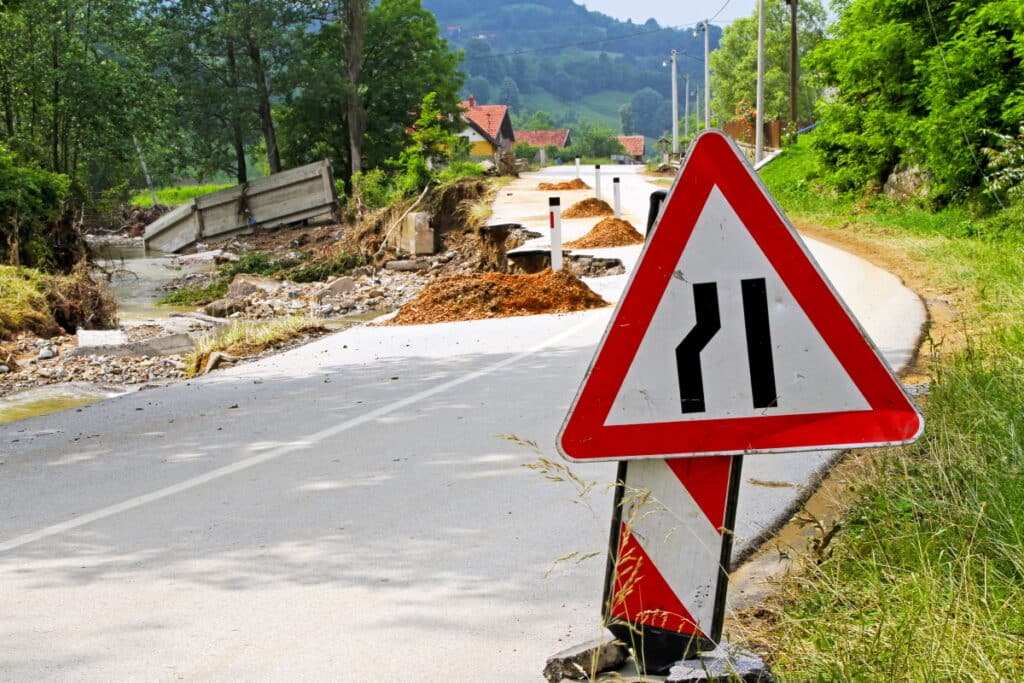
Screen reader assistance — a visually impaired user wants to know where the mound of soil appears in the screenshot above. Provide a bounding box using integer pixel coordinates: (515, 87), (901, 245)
(562, 198), (614, 218)
(386, 269), (607, 325)
(537, 179), (591, 191)
(566, 217), (645, 249)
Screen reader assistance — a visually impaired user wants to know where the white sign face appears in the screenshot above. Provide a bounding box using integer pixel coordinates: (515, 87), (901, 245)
(605, 187), (869, 427)
(558, 130), (923, 462)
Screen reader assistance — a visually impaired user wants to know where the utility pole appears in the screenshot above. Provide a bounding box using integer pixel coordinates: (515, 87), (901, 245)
(703, 19), (711, 129)
(684, 74), (691, 139)
(788, 0), (799, 124)
(755, 0), (766, 162)
(670, 50), (679, 155)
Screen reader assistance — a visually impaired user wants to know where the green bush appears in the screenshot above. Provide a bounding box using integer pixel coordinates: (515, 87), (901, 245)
(351, 169), (397, 210)
(0, 143), (70, 269)
(437, 161), (485, 184)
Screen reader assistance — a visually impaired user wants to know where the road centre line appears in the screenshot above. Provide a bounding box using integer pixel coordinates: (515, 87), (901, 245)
(0, 315), (601, 554)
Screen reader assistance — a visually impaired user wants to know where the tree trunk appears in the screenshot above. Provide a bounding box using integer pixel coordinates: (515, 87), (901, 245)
(245, 35), (281, 174)
(341, 0), (369, 176)
(225, 40), (248, 183)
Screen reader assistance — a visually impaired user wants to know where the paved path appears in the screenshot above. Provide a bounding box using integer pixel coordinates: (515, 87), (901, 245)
(0, 165), (924, 680)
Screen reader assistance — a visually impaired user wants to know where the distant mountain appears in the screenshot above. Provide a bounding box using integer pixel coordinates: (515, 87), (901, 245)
(421, 0), (721, 139)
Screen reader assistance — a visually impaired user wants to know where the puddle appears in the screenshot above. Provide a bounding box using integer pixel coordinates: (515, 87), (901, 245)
(0, 384), (129, 425)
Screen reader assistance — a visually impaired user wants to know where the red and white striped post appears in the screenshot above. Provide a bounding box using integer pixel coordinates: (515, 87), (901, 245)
(602, 456), (742, 673)
(594, 164), (603, 201)
(549, 196), (563, 272)
(613, 177), (622, 218)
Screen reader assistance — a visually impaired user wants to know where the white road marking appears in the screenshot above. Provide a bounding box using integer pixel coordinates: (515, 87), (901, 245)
(0, 316), (600, 553)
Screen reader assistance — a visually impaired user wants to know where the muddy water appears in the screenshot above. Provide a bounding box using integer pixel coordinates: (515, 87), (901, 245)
(90, 240), (208, 320)
(0, 384), (130, 425)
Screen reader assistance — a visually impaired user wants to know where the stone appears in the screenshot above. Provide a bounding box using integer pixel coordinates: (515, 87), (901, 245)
(38, 347), (56, 360)
(665, 645), (773, 682)
(227, 273), (283, 298)
(202, 297), (247, 318)
(0, 365), (9, 374)
(543, 635), (629, 682)
(384, 259), (430, 272)
(320, 276), (356, 298)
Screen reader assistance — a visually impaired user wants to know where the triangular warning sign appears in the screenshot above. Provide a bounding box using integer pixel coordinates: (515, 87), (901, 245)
(559, 131), (923, 462)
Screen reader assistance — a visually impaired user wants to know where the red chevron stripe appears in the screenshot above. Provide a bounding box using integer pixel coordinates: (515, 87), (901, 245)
(666, 456), (731, 532)
(608, 526), (705, 636)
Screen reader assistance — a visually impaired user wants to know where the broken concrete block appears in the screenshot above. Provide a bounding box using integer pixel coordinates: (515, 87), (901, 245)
(665, 645), (773, 682)
(543, 635), (629, 682)
(404, 211), (434, 255)
(202, 297), (247, 318)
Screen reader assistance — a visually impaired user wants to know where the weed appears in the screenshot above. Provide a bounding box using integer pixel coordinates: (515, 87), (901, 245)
(183, 315), (325, 377)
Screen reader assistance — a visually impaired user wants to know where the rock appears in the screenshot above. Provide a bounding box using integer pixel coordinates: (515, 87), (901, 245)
(665, 645), (774, 682)
(227, 273), (284, 298)
(320, 276), (356, 298)
(384, 259), (429, 272)
(38, 347), (56, 360)
(543, 635), (629, 682)
(0, 365), (9, 374)
(203, 297), (247, 318)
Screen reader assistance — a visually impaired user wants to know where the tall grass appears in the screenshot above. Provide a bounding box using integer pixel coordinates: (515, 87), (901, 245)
(754, 135), (1024, 680)
(129, 183), (234, 207)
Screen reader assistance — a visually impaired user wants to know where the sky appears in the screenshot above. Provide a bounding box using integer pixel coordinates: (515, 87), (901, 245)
(578, 0), (757, 28)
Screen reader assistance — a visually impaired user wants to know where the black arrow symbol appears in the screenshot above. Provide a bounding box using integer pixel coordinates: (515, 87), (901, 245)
(676, 282), (720, 413)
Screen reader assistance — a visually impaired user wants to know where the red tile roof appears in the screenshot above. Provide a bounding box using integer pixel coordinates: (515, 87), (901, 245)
(513, 129), (571, 148)
(459, 101), (510, 143)
(618, 135), (645, 158)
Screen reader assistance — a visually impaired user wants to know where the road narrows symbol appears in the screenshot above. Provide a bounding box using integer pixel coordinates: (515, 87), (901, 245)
(741, 277), (779, 409)
(676, 282), (720, 413)
(676, 278), (779, 414)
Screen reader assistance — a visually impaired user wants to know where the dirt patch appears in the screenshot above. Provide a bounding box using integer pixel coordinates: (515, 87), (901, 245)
(566, 217), (644, 249)
(563, 198), (614, 218)
(538, 179), (590, 191)
(385, 269), (608, 325)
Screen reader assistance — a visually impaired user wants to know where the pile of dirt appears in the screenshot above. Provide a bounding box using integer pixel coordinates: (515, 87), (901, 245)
(537, 179), (590, 191)
(566, 217), (645, 249)
(562, 198), (614, 218)
(386, 269), (607, 325)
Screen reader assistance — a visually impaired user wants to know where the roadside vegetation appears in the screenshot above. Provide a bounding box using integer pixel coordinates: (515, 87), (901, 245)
(128, 184), (234, 207)
(183, 315), (327, 378)
(753, 131), (1024, 679)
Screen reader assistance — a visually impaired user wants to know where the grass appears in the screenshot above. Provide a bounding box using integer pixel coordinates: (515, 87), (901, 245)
(129, 183), (234, 207)
(750, 134), (1024, 680)
(0, 266), (60, 338)
(0, 264), (117, 338)
(183, 315), (326, 377)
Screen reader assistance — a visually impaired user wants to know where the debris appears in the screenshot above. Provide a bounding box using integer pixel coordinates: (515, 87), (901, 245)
(386, 269), (607, 325)
(563, 198), (614, 218)
(227, 274), (284, 298)
(543, 635), (629, 682)
(565, 217), (644, 249)
(537, 179), (590, 191)
(202, 351), (239, 375)
(665, 644), (774, 682)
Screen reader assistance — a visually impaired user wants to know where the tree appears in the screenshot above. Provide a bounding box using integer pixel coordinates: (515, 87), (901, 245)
(709, 0), (827, 125)
(619, 103), (633, 135)
(340, 0), (371, 176)
(498, 77), (522, 114)
(630, 87), (665, 138)
(570, 120), (625, 158)
(277, 0), (463, 183)
(809, 0), (1024, 202)
(464, 76), (492, 104)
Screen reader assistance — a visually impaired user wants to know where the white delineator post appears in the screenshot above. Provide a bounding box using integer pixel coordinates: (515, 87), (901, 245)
(575, 157), (581, 179)
(549, 197), (563, 272)
(613, 177), (622, 218)
(594, 164), (602, 201)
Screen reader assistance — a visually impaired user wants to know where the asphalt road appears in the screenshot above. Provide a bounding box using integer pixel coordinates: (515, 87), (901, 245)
(0, 164), (925, 680)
